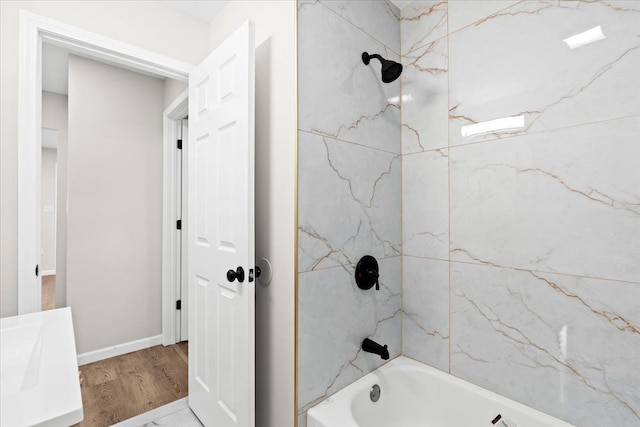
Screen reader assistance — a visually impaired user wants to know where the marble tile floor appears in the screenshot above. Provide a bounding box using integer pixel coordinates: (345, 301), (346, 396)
(140, 408), (202, 427)
(112, 398), (203, 427)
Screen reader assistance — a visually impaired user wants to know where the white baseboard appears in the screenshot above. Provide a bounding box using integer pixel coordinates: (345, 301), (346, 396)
(77, 334), (163, 366)
(111, 397), (189, 427)
(41, 270), (56, 276)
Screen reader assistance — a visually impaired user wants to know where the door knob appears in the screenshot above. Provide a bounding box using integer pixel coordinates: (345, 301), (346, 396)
(227, 266), (245, 283)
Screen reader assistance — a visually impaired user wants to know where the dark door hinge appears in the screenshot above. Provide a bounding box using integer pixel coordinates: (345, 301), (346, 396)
(176, 300), (182, 310)
(177, 139), (182, 150)
(176, 219), (182, 230)
(35, 264), (39, 277)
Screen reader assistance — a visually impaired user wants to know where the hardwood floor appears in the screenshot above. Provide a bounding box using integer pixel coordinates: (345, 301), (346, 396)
(41, 274), (56, 310)
(75, 342), (189, 426)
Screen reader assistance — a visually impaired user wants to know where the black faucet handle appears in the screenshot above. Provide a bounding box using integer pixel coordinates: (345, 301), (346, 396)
(356, 256), (380, 291)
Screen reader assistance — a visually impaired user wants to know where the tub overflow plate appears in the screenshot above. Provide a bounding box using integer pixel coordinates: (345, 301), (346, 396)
(370, 384), (381, 402)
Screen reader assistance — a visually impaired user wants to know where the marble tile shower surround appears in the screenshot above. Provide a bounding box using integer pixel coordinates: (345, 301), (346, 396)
(299, 0), (639, 426)
(402, 148), (448, 259)
(398, 1), (640, 427)
(298, 132), (401, 272)
(451, 263), (640, 427)
(450, 116), (640, 282)
(298, 257), (402, 414)
(298, 0), (401, 154)
(297, 1), (401, 426)
(447, 0), (640, 147)
(402, 256), (449, 373)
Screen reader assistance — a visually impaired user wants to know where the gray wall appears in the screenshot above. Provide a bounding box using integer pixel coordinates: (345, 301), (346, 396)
(40, 147), (57, 273)
(42, 91), (68, 307)
(400, 1), (640, 427)
(67, 55), (164, 354)
(297, 1), (401, 425)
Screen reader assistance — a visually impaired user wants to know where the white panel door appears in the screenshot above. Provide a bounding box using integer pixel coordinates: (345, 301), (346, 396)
(187, 21), (255, 427)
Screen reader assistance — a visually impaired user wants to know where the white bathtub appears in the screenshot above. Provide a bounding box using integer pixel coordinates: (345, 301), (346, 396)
(1, 307), (83, 426)
(307, 356), (575, 427)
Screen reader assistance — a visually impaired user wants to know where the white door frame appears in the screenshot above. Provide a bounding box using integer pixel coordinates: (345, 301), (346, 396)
(162, 91), (188, 345)
(17, 10), (192, 347)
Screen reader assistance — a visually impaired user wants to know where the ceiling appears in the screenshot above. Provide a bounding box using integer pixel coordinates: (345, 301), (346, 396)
(158, 0), (229, 22)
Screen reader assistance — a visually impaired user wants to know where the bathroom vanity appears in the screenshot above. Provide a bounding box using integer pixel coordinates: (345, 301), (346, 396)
(1, 307), (83, 426)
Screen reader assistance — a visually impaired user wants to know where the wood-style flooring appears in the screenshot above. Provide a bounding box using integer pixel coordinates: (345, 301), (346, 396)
(74, 342), (189, 426)
(41, 274), (56, 310)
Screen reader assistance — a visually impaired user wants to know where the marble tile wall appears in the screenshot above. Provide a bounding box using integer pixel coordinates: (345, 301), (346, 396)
(401, 1), (640, 426)
(297, 1), (401, 425)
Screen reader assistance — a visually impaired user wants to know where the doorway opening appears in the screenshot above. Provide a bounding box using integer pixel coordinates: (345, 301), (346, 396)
(19, 12), (257, 427)
(40, 127), (58, 311)
(19, 11), (190, 345)
(19, 10), (192, 423)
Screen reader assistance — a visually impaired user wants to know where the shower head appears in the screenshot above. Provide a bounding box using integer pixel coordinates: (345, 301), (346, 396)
(362, 52), (403, 83)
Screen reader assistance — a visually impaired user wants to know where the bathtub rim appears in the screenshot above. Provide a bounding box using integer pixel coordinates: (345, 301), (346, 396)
(306, 355), (576, 427)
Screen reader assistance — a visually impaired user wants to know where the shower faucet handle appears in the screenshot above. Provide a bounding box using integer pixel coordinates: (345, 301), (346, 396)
(355, 255), (380, 291)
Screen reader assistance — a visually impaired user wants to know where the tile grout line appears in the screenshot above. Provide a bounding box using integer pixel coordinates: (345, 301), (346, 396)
(446, 0), (452, 376)
(299, 129), (401, 157)
(404, 0), (525, 53)
(298, 254), (403, 275)
(399, 0), (405, 359)
(402, 113), (640, 157)
(446, 113), (640, 151)
(403, 253), (640, 286)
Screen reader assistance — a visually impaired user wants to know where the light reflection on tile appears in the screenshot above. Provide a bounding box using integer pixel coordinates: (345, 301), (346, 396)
(448, 0), (640, 146)
(299, 0), (401, 153)
(450, 116), (640, 283)
(401, 37), (448, 153)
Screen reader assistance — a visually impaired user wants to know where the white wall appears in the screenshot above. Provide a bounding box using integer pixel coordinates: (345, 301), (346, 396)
(42, 91), (68, 306)
(66, 55), (164, 354)
(40, 147), (57, 273)
(1, 1), (211, 317)
(209, 2), (297, 426)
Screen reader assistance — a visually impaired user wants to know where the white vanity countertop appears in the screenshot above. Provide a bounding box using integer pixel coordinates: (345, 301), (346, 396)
(1, 307), (84, 427)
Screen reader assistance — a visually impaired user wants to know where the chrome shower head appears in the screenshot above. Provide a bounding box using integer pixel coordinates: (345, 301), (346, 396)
(362, 52), (403, 83)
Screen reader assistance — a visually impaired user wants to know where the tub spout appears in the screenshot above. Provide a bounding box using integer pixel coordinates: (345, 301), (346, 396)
(362, 338), (389, 360)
